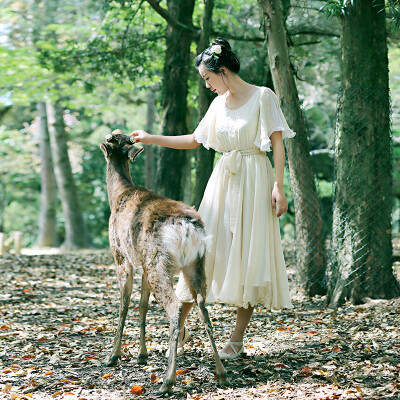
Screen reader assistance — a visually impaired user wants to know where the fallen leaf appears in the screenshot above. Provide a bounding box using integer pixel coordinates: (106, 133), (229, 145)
(1, 383), (12, 392)
(130, 385), (144, 395)
(21, 354), (35, 359)
(102, 373), (113, 379)
(274, 363), (288, 368)
(150, 373), (159, 383)
(176, 369), (189, 375)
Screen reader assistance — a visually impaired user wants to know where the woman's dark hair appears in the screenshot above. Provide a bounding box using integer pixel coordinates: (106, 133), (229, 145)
(195, 38), (240, 74)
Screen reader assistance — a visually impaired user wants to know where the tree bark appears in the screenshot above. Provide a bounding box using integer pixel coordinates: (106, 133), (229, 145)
(257, 0), (326, 296)
(193, 0), (216, 209)
(145, 88), (155, 190)
(46, 100), (90, 249)
(37, 101), (58, 247)
(154, 0), (195, 200)
(327, 0), (400, 307)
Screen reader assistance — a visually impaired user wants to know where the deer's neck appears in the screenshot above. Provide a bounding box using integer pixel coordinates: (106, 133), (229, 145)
(106, 162), (134, 208)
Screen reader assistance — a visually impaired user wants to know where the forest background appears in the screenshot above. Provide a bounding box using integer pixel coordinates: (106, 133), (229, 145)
(0, 0), (400, 306)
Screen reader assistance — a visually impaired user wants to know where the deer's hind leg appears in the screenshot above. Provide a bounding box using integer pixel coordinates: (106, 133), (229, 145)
(146, 261), (182, 395)
(182, 257), (228, 386)
(138, 273), (150, 364)
(104, 261), (133, 367)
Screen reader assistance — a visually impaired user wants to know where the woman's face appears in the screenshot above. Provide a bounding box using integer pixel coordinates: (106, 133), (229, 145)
(198, 64), (228, 96)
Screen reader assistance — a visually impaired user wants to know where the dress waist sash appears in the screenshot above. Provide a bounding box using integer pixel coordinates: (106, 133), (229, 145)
(221, 148), (266, 233)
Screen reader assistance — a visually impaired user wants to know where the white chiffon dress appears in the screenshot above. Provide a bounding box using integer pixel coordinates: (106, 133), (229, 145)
(176, 86), (295, 310)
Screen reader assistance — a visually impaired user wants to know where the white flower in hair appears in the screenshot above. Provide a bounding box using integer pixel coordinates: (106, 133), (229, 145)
(210, 44), (222, 55)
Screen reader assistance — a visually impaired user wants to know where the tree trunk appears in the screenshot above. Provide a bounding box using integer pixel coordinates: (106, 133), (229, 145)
(0, 182), (6, 233)
(258, 0), (326, 296)
(327, 0), (400, 307)
(154, 0), (195, 200)
(193, 0), (215, 209)
(182, 150), (193, 205)
(145, 88), (155, 190)
(37, 101), (58, 247)
(46, 100), (89, 249)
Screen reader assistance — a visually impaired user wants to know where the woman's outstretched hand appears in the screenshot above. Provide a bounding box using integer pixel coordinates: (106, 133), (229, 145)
(271, 182), (288, 218)
(130, 130), (153, 145)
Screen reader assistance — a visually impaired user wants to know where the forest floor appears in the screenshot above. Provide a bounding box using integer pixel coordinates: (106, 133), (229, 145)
(0, 244), (399, 400)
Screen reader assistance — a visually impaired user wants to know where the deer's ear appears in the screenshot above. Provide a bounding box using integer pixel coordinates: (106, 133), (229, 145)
(100, 143), (111, 158)
(128, 146), (144, 162)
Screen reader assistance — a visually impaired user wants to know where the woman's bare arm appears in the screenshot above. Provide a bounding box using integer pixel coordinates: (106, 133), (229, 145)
(130, 130), (201, 150)
(270, 131), (288, 217)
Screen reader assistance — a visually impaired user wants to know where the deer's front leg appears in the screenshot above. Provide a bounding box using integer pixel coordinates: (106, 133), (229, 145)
(138, 273), (150, 365)
(104, 268), (133, 366)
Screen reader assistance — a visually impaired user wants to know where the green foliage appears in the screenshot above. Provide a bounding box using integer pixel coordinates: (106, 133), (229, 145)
(320, 0), (354, 17)
(386, 0), (400, 29)
(0, 125), (41, 244)
(36, 0), (166, 87)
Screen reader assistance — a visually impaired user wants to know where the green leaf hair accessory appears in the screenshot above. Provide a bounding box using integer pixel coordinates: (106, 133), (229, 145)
(210, 44), (222, 59)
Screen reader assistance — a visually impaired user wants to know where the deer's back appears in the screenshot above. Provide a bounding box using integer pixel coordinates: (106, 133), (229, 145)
(109, 187), (204, 265)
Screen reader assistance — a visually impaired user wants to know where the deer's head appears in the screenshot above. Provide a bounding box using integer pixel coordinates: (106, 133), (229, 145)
(100, 129), (143, 162)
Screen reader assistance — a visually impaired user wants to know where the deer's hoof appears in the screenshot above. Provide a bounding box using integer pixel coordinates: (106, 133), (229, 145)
(137, 353), (148, 365)
(218, 368), (229, 386)
(156, 379), (174, 396)
(103, 355), (121, 367)
(218, 373), (229, 387)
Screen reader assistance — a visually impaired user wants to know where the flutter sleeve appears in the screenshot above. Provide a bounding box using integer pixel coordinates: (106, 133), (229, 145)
(193, 96), (219, 151)
(254, 87), (296, 152)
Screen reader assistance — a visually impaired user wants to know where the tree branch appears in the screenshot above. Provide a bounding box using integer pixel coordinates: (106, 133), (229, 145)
(289, 29), (339, 38)
(144, 1), (338, 45)
(211, 31), (264, 42)
(145, 0), (200, 38)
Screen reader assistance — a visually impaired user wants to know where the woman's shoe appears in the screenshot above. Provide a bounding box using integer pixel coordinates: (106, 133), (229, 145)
(165, 326), (190, 357)
(218, 341), (244, 360)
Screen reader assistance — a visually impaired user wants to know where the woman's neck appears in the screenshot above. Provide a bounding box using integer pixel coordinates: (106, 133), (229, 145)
(224, 74), (255, 99)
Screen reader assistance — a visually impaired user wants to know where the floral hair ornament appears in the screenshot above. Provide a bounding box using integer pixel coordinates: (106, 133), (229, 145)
(210, 44), (222, 59)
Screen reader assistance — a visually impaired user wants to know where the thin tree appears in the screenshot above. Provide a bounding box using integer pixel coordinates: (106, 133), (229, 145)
(257, 0), (327, 296)
(145, 88), (156, 190)
(193, 0), (216, 208)
(37, 101), (58, 247)
(46, 100), (90, 249)
(324, 0), (400, 306)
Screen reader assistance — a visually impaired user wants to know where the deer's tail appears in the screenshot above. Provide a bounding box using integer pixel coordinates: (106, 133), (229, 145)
(161, 220), (211, 269)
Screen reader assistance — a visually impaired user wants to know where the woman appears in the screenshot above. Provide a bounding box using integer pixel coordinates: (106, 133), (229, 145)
(131, 38), (294, 360)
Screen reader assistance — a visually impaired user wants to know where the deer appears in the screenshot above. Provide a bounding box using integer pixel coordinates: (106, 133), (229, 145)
(100, 130), (227, 395)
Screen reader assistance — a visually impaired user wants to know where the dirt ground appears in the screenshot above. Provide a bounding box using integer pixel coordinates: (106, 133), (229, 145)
(0, 249), (399, 400)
